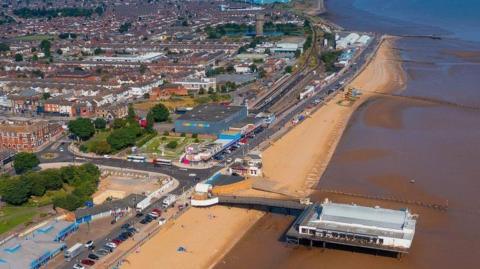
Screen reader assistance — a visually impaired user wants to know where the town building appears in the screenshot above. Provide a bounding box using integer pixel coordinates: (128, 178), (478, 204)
(173, 77), (217, 93)
(229, 153), (263, 177)
(0, 220), (78, 269)
(0, 118), (63, 152)
(149, 84), (188, 101)
(175, 104), (248, 135)
(95, 103), (129, 121)
(271, 37), (306, 54)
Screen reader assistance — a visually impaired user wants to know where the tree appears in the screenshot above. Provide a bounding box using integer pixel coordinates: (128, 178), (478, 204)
(42, 92), (51, 100)
(93, 118), (107, 129)
(56, 48), (63, 55)
(0, 178), (30, 205)
(13, 152), (39, 174)
(285, 65), (293, 73)
(149, 103), (169, 122)
(107, 127), (137, 150)
(68, 118), (95, 141)
(112, 118), (127, 129)
(143, 92), (150, 99)
(249, 64), (258, 73)
(0, 43), (10, 52)
(198, 87), (206, 95)
(32, 54), (38, 61)
(139, 64), (148, 74)
(39, 39), (51, 57)
(94, 47), (104, 55)
(14, 53), (23, 62)
(146, 111), (155, 132)
(294, 49), (301, 58)
(166, 140), (178, 149)
(127, 104), (136, 123)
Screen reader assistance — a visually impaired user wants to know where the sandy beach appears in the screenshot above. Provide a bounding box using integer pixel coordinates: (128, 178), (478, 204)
(262, 36), (405, 195)
(121, 36), (405, 269)
(122, 206), (263, 269)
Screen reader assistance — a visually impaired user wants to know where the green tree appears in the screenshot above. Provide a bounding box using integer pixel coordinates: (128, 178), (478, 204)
(166, 140), (178, 149)
(0, 178), (30, 205)
(93, 118), (107, 129)
(39, 39), (51, 57)
(198, 87), (206, 95)
(149, 103), (169, 122)
(68, 118), (95, 140)
(285, 66), (293, 73)
(127, 104), (136, 123)
(42, 92), (51, 100)
(0, 43), (10, 52)
(146, 111), (155, 132)
(139, 64), (148, 74)
(294, 49), (301, 58)
(94, 47), (104, 55)
(13, 152), (39, 174)
(32, 54), (38, 61)
(107, 128), (137, 150)
(14, 53), (23, 62)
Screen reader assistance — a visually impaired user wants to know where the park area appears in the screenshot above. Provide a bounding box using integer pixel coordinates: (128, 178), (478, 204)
(138, 135), (213, 160)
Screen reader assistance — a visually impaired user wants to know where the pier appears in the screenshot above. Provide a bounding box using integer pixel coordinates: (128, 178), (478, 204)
(285, 200), (417, 256)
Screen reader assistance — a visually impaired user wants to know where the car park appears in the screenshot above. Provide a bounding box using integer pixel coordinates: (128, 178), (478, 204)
(80, 259), (95, 266)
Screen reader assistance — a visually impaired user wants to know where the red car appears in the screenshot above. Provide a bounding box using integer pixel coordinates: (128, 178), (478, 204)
(112, 239), (123, 245)
(81, 259), (95, 266)
(152, 208), (162, 215)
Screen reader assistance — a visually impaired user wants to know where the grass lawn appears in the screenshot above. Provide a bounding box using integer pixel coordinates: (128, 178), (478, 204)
(0, 206), (38, 235)
(82, 130), (111, 152)
(15, 34), (54, 41)
(139, 135), (213, 160)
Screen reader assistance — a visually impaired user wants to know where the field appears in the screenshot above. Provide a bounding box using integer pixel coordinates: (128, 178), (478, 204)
(139, 135), (213, 160)
(14, 34), (54, 41)
(134, 96), (196, 111)
(0, 206), (38, 235)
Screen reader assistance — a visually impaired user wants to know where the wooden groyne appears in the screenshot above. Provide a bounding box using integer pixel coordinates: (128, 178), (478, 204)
(320, 189), (448, 211)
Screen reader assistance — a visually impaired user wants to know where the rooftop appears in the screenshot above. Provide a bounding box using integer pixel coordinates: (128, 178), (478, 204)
(177, 104), (245, 122)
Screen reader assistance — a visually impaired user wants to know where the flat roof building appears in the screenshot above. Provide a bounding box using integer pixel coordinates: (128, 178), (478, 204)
(175, 104), (248, 135)
(287, 199), (417, 254)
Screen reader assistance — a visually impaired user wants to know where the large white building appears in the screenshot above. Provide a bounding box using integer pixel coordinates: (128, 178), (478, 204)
(173, 77), (217, 92)
(292, 199), (417, 253)
(91, 52), (164, 63)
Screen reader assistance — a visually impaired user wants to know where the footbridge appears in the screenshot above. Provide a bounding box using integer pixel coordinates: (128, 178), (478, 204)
(191, 195), (310, 210)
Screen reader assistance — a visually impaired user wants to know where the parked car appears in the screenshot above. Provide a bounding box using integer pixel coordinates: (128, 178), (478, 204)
(88, 253), (100, 260)
(148, 212), (159, 219)
(158, 217), (166, 225)
(121, 223), (131, 230)
(80, 259), (95, 266)
(105, 242), (117, 249)
(73, 264), (85, 269)
(135, 212), (144, 218)
(95, 249), (110, 257)
(84, 240), (94, 249)
(112, 239), (123, 245)
(152, 208), (162, 214)
(103, 155), (111, 159)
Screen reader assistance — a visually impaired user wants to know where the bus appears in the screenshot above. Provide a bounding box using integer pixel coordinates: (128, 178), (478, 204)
(64, 243), (83, 261)
(127, 155), (146, 163)
(153, 158), (172, 166)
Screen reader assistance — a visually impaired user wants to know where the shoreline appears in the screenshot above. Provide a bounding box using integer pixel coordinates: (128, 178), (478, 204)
(120, 37), (406, 269)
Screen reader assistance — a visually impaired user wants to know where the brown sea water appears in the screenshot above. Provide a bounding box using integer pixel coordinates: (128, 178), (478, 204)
(214, 37), (480, 269)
